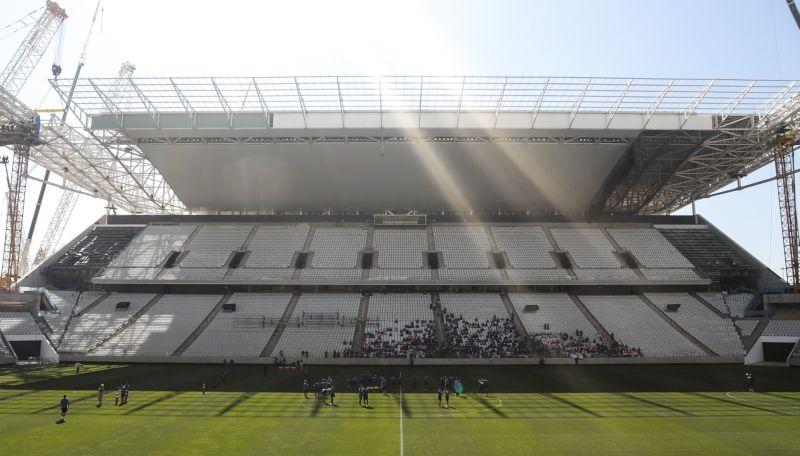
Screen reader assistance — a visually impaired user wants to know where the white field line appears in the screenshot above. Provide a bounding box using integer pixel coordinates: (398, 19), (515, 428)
(399, 386), (404, 456)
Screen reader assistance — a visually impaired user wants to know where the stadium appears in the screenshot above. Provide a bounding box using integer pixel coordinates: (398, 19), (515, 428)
(2, 1), (800, 454)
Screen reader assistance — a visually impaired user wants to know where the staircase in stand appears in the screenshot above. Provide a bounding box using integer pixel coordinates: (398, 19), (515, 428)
(87, 294), (163, 354)
(260, 293), (301, 358)
(172, 294), (231, 356)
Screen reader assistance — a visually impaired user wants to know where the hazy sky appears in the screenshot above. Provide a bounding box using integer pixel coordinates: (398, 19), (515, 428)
(1, 0), (799, 278)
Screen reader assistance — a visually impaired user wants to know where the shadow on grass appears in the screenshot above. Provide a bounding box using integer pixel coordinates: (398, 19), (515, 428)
(2, 363), (800, 395)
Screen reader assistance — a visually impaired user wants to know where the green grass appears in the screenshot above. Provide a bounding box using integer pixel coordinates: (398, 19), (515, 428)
(1, 363), (799, 455)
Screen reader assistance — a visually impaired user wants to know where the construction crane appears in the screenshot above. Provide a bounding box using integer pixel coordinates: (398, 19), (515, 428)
(772, 0), (800, 290)
(0, 2), (67, 290)
(20, 1), (104, 276)
(30, 61), (135, 269)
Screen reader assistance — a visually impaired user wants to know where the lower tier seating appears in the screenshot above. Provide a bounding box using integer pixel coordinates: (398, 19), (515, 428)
(580, 295), (705, 357)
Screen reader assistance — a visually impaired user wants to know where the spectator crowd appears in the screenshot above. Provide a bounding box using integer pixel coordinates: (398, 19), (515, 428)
(360, 319), (438, 357)
(443, 310), (527, 358)
(530, 330), (642, 358)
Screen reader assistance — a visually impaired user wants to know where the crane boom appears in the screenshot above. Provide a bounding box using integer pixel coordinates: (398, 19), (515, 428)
(0, 1), (67, 97)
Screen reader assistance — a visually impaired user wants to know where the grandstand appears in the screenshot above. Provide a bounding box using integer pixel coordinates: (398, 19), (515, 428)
(0, 75), (794, 367)
(9, 214), (797, 365)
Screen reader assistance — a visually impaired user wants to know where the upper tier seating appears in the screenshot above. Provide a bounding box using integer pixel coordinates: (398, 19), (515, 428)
(47, 226), (143, 269)
(506, 269), (572, 281)
(608, 228), (694, 269)
(310, 228), (367, 268)
(645, 293), (743, 356)
(60, 293), (156, 353)
(108, 224), (196, 268)
(763, 320), (800, 337)
(640, 268), (700, 281)
(580, 295), (705, 357)
(508, 293), (595, 335)
(96, 295), (221, 357)
(368, 269), (432, 280)
(573, 268), (639, 281)
(0, 312), (41, 336)
(272, 293), (360, 359)
(244, 225), (309, 268)
(183, 293), (292, 358)
(179, 224), (252, 268)
(491, 226), (557, 268)
(374, 228), (427, 269)
(434, 226), (491, 269)
(551, 228), (621, 268)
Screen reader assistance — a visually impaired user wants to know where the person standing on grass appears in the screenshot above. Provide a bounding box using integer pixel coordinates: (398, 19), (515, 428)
(114, 387), (120, 406)
(362, 386), (369, 407)
(58, 395), (69, 423)
(358, 386), (363, 406)
(75, 361), (81, 375)
(202, 382), (207, 396)
(437, 388), (443, 408)
(303, 379), (309, 399)
(97, 384), (105, 407)
(444, 388), (450, 408)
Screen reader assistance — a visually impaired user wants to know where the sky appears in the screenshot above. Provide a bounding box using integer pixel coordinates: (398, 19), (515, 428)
(1, 0), (799, 278)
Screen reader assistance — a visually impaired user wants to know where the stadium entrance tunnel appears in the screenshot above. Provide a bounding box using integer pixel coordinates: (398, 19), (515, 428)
(426, 251), (441, 269)
(763, 342), (795, 362)
(294, 252), (309, 269)
(228, 251), (247, 269)
(9, 340), (40, 360)
(360, 252), (374, 269)
(163, 251), (182, 269)
(553, 251), (573, 269)
(617, 251), (640, 269)
(491, 252), (508, 269)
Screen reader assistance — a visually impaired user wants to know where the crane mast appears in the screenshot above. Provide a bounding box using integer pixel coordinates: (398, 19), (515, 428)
(0, 2), (67, 290)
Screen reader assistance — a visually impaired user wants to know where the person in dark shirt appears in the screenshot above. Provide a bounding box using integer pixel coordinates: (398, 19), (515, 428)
(303, 380), (309, 399)
(97, 384), (105, 407)
(58, 395), (69, 423)
(362, 386), (369, 407)
(437, 388), (443, 408)
(444, 389), (450, 408)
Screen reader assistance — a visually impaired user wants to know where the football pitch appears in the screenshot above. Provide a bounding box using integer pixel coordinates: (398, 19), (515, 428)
(1, 363), (799, 455)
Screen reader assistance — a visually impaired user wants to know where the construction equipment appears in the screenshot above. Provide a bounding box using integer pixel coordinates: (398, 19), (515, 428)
(21, 1), (104, 276)
(771, 131), (800, 290)
(29, 61), (134, 270)
(0, 2), (67, 290)
(0, 1), (67, 97)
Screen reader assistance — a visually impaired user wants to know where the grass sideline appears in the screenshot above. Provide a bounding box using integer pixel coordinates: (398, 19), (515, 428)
(0, 363), (799, 455)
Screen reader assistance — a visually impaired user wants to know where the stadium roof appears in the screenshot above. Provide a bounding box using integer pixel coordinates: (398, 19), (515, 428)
(47, 76), (800, 215)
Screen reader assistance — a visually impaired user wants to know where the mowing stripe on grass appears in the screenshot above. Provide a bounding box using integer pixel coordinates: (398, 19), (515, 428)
(124, 390), (182, 415)
(620, 392), (693, 417)
(216, 391), (255, 416)
(542, 393), (600, 417)
(692, 392), (787, 416)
